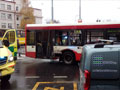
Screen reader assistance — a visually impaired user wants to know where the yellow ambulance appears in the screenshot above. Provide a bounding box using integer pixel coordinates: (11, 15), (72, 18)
(0, 29), (17, 81)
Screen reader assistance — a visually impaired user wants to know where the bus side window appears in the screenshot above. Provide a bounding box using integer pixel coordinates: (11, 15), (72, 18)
(27, 31), (35, 45)
(61, 32), (68, 45)
(55, 31), (62, 45)
(69, 30), (81, 46)
(56, 36), (61, 45)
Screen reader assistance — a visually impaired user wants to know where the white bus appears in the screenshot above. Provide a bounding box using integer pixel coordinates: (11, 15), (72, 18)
(25, 23), (120, 64)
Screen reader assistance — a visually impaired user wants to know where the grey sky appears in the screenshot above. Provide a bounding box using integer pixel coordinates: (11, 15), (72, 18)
(30, 0), (120, 23)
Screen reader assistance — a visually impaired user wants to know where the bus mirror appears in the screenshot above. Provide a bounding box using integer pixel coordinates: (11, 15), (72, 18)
(3, 40), (9, 47)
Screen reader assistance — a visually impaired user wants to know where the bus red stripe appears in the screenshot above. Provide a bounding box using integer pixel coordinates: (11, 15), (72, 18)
(26, 52), (36, 58)
(26, 24), (120, 30)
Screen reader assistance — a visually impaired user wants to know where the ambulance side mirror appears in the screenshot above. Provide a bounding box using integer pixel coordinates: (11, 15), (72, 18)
(3, 40), (10, 47)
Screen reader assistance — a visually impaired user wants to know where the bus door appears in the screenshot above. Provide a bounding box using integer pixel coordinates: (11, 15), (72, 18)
(2, 29), (17, 60)
(36, 31), (43, 58)
(36, 30), (53, 58)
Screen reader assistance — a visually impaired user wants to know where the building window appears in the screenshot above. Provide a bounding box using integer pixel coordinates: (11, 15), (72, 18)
(17, 24), (19, 28)
(16, 15), (19, 20)
(16, 6), (19, 11)
(1, 4), (5, 10)
(8, 23), (12, 29)
(8, 14), (12, 20)
(1, 23), (6, 28)
(1, 13), (6, 19)
(7, 5), (11, 10)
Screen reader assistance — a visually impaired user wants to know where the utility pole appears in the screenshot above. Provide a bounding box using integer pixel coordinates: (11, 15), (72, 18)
(78, 0), (82, 23)
(51, 0), (54, 23)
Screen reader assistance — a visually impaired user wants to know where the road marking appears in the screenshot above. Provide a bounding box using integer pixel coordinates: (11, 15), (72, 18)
(32, 82), (40, 90)
(25, 76), (40, 79)
(53, 76), (68, 78)
(44, 87), (64, 90)
(73, 82), (77, 90)
(32, 81), (78, 90)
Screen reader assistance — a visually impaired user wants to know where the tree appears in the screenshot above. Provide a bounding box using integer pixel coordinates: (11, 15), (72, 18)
(20, 0), (35, 29)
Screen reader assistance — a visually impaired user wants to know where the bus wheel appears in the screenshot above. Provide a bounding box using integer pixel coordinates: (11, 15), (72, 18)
(63, 51), (75, 64)
(1, 75), (11, 81)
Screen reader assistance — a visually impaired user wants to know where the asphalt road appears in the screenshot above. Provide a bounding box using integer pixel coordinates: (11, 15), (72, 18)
(0, 56), (80, 90)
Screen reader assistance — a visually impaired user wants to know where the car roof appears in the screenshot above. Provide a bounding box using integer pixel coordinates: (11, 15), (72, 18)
(84, 44), (120, 49)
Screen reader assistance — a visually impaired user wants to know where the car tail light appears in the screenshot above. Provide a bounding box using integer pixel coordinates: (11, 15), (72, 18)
(84, 70), (90, 90)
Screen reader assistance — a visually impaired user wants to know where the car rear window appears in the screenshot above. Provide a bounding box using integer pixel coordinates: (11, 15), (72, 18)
(91, 51), (119, 79)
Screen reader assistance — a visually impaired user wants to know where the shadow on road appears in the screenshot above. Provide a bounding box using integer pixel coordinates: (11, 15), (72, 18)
(0, 81), (11, 90)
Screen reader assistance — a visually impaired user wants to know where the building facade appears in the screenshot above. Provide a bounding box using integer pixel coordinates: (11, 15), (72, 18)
(0, 0), (15, 30)
(33, 8), (42, 24)
(0, 0), (42, 30)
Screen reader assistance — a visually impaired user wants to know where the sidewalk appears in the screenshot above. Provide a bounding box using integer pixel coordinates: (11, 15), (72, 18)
(17, 54), (25, 60)
(17, 45), (25, 60)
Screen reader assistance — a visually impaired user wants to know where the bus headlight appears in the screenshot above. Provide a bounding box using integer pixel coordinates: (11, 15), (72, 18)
(8, 54), (14, 62)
